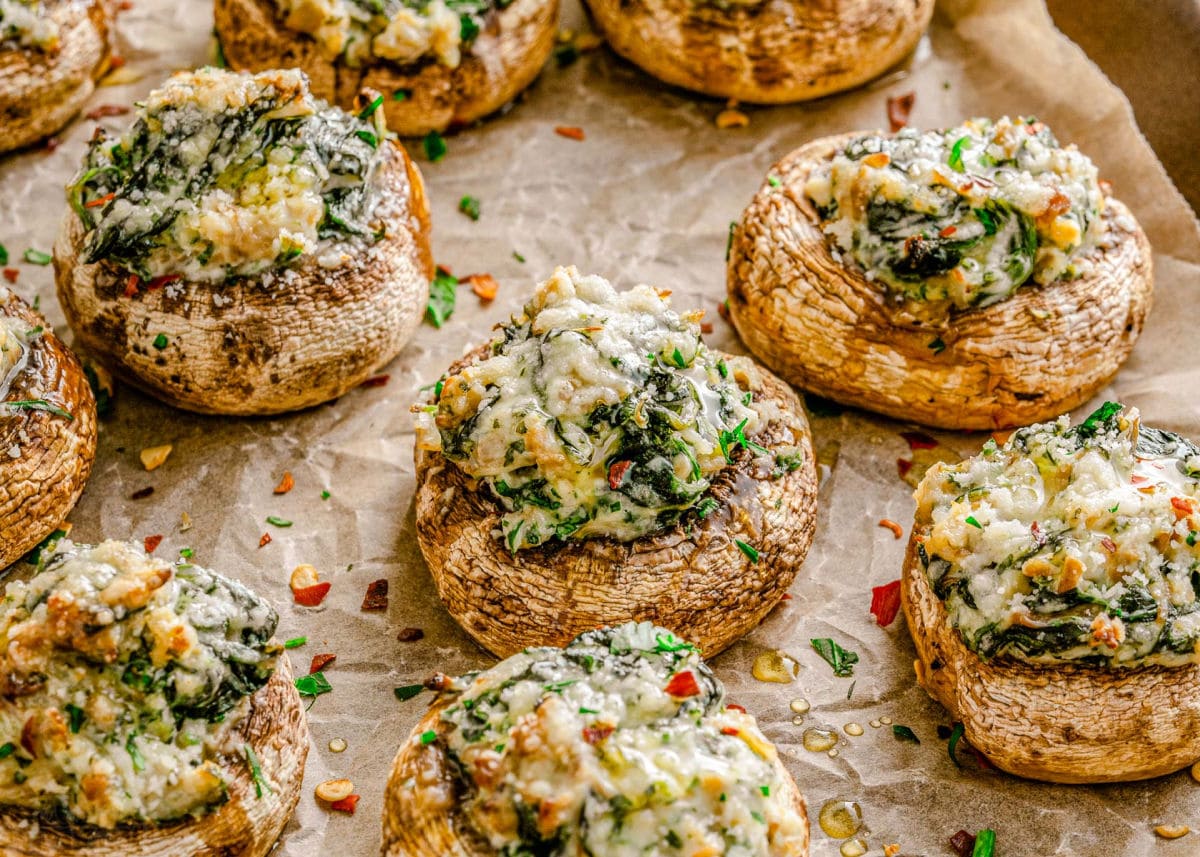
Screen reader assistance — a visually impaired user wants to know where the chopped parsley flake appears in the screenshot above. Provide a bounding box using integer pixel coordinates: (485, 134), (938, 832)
(5, 399), (73, 420)
(22, 248), (50, 265)
(265, 516), (292, 528)
(294, 671), (332, 701)
(810, 637), (859, 677)
(394, 684), (424, 702)
(244, 744), (273, 798)
(423, 130), (447, 162)
(152, 333), (169, 350)
(892, 724), (920, 744)
(419, 729), (437, 745)
(283, 636), (307, 649)
(735, 539), (760, 563)
(426, 266), (458, 328)
(458, 195), (481, 221)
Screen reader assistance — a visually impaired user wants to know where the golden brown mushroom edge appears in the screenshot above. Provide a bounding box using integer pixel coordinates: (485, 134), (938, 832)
(0, 539), (308, 855)
(728, 124), (1153, 431)
(902, 403), (1200, 782)
(382, 624), (810, 856)
(0, 286), (96, 570)
(0, 0), (112, 153)
(214, 0), (558, 136)
(54, 68), (433, 416)
(582, 0), (933, 104)
(415, 268), (818, 658)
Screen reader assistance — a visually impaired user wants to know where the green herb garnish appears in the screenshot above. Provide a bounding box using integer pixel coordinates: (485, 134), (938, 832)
(0, 742), (13, 759)
(929, 337), (946, 354)
(22, 248), (50, 265)
(972, 829), (996, 857)
(245, 744), (273, 798)
(735, 539), (760, 563)
(767, 175), (782, 187)
(426, 266), (458, 328)
(266, 516), (292, 527)
(354, 129), (378, 148)
(892, 724), (920, 744)
(423, 130), (447, 162)
(283, 637), (307, 649)
(459, 195), (481, 221)
(810, 638), (859, 677)
(391, 88), (410, 101)
(512, 250), (526, 263)
(5, 399), (73, 420)
(294, 671), (332, 700)
(321, 490), (331, 500)
(0, 244), (7, 265)
(394, 684), (424, 702)
(126, 734), (145, 772)
(357, 94), (384, 120)
(152, 333), (169, 350)
(948, 135), (971, 172)
(965, 516), (983, 529)
(65, 704), (85, 734)
(948, 721), (965, 767)
(419, 729), (437, 745)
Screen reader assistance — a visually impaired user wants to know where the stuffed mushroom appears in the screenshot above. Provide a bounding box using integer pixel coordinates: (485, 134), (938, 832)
(0, 0), (112, 153)
(0, 538), (308, 853)
(414, 266), (818, 658)
(903, 402), (1200, 782)
(54, 66), (433, 416)
(0, 286), (96, 570)
(582, 0), (933, 104)
(728, 117), (1153, 430)
(382, 622), (810, 856)
(213, 0), (558, 136)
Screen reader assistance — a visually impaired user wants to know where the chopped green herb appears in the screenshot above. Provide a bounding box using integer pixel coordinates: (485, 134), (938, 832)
(973, 207), (997, 236)
(654, 632), (697, 653)
(751, 811), (765, 824)
(423, 130), (447, 162)
(179, 547), (194, 559)
(152, 333), (169, 350)
(0, 244), (7, 265)
(394, 684), (424, 702)
(354, 129), (378, 148)
(266, 516), (292, 527)
(459, 12), (479, 41)
(972, 829), (996, 857)
(759, 785), (770, 796)
(544, 680), (577, 693)
(65, 703), (85, 734)
(948, 135), (970, 172)
(427, 266), (458, 328)
(717, 359), (728, 379)
(5, 399), (73, 420)
(1189, 531), (1197, 547)
(419, 729), (437, 745)
(965, 516), (983, 529)
(1109, 503), (1119, 513)
(810, 637), (859, 677)
(245, 744), (273, 798)
(458, 195), (481, 221)
(767, 175), (782, 188)
(1075, 401), (1122, 439)
(929, 337), (946, 355)
(22, 248), (50, 265)
(892, 724), (920, 744)
(294, 671), (332, 700)
(735, 539), (760, 563)
(357, 94), (384, 120)
(0, 743), (13, 759)
(512, 250), (526, 263)
(847, 680), (855, 700)
(671, 347), (687, 369)
(126, 734), (145, 772)
(283, 637), (307, 649)
(391, 88), (410, 101)
(554, 42), (579, 66)
(948, 721), (965, 767)
(578, 707), (599, 715)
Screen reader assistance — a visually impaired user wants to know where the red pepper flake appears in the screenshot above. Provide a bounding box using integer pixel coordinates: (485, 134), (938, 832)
(870, 579), (903, 627)
(664, 670), (701, 698)
(273, 471), (295, 495)
(720, 726), (740, 736)
(85, 104), (130, 121)
(108, 55), (126, 69)
(896, 458), (913, 479)
(938, 225), (957, 238)
(886, 92), (916, 131)
(146, 274), (180, 290)
(554, 125), (585, 141)
(949, 830), (976, 857)
(1031, 520), (1046, 547)
(1, 269), (17, 283)
(700, 321), (714, 334)
(293, 582), (332, 607)
(1131, 474), (1149, 485)
(878, 519), (904, 539)
(725, 703), (747, 713)
(43, 136), (59, 152)
(330, 794), (360, 814)
(1171, 497), (1194, 517)
(258, 532), (272, 548)
(396, 627), (425, 642)
(582, 724), (614, 745)
(361, 579), (389, 611)
(717, 300), (730, 321)
(1100, 537), (1117, 553)
(117, 0), (133, 9)
(465, 273), (499, 301)
(84, 192), (116, 209)
(122, 274), (140, 298)
(309, 653), (337, 674)
(361, 374), (390, 388)
(130, 486), (154, 500)
(780, 593), (792, 601)
(900, 430), (938, 451)
(143, 534), (163, 553)
(607, 460), (632, 490)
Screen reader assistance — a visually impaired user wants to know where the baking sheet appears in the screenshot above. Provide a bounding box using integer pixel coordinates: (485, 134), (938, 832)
(2, 0), (1199, 854)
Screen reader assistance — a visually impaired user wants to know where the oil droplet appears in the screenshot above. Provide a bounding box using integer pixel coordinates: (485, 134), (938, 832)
(880, 716), (893, 725)
(844, 722), (864, 737)
(819, 799), (864, 839)
(752, 650), (795, 684)
(789, 698), (811, 715)
(802, 727), (838, 753)
(869, 720), (882, 729)
(792, 716), (804, 726)
(828, 748), (839, 758)
(328, 737), (347, 753)
(840, 838), (869, 857)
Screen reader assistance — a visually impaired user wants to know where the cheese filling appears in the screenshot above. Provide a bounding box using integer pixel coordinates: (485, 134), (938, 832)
(439, 623), (809, 856)
(273, 0), (505, 68)
(415, 267), (772, 551)
(915, 403), (1200, 667)
(0, 539), (279, 828)
(804, 117), (1107, 311)
(67, 68), (389, 283)
(0, 0), (58, 51)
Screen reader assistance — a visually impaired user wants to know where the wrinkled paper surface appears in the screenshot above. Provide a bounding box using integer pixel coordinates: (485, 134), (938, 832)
(1, 0), (1198, 854)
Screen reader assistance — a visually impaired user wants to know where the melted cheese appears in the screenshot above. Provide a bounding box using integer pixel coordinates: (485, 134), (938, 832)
(0, 0), (58, 50)
(440, 623), (808, 856)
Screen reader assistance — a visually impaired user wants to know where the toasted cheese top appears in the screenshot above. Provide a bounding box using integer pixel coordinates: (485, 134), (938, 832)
(438, 623), (808, 856)
(804, 117), (1106, 311)
(915, 403), (1200, 667)
(415, 267), (785, 551)
(0, 539), (279, 827)
(0, 0), (58, 51)
(68, 68), (390, 284)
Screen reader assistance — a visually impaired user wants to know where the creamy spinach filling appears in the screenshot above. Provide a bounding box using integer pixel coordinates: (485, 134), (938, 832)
(0, 539), (279, 828)
(416, 268), (771, 551)
(437, 623), (808, 856)
(916, 403), (1200, 667)
(804, 117), (1106, 310)
(275, 0), (512, 68)
(0, 0), (57, 51)
(68, 68), (389, 283)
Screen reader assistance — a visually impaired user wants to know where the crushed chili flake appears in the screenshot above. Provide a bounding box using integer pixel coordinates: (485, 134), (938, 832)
(329, 794), (360, 814)
(949, 830), (976, 857)
(396, 627), (425, 642)
(720, 726), (739, 736)
(1031, 520), (1046, 546)
(886, 92), (916, 131)
(700, 321), (714, 334)
(938, 225), (957, 238)
(43, 136), (59, 152)
(1, 269), (17, 283)
(780, 593), (792, 601)
(108, 55), (126, 69)
(146, 274), (180, 290)
(84, 192), (116, 208)
(273, 471), (295, 495)
(293, 582), (332, 607)
(870, 580), (903, 627)
(361, 374), (390, 388)
(900, 430), (938, 450)
(582, 724), (614, 745)
(554, 125), (585, 141)
(310, 653), (337, 674)
(1101, 537), (1117, 553)
(1171, 497), (1194, 516)
(465, 273), (499, 301)
(664, 670), (701, 698)
(258, 533), (272, 548)
(143, 534), (163, 553)
(122, 274), (140, 297)
(85, 104), (130, 121)
(361, 579), (389, 611)
(607, 460), (632, 490)
(896, 458), (913, 479)
(130, 486), (154, 500)
(878, 519), (904, 539)
(725, 703), (747, 713)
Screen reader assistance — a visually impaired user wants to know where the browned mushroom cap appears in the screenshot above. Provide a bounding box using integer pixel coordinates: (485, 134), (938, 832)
(53, 139), (434, 416)
(214, 0), (558, 136)
(0, 289), (96, 570)
(381, 696), (811, 856)
(727, 133), (1154, 431)
(0, 657), (308, 855)
(415, 347), (818, 658)
(582, 0), (933, 104)
(901, 525), (1200, 783)
(0, 0), (112, 153)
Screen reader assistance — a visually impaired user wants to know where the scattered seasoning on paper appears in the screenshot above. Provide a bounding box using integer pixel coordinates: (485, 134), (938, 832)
(361, 580), (388, 611)
(892, 724), (920, 744)
(139, 444), (172, 470)
(396, 627), (424, 642)
(554, 125), (585, 141)
(877, 519), (904, 539)
(811, 638), (859, 677)
(394, 684), (424, 702)
(143, 534), (163, 553)
(294, 671), (332, 702)
(258, 533), (272, 548)
(422, 130), (447, 162)
(293, 582), (332, 607)
(130, 486), (154, 500)
(949, 830), (976, 857)
(330, 794), (360, 814)
(22, 248), (50, 265)
(85, 103), (130, 120)
(458, 195), (481, 221)
(310, 653), (336, 674)
(886, 92), (916, 131)
(465, 273), (499, 301)
(273, 471), (295, 494)
(283, 637), (307, 649)
(426, 266), (458, 328)
(870, 580), (903, 626)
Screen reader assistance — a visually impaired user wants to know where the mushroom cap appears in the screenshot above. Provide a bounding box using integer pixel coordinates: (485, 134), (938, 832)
(727, 133), (1154, 430)
(381, 695), (811, 856)
(582, 0), (933, 104)
(415, 346), (818, 658)
(53, 139), (434, 416)
(0, 0), (112, 153)
(0, 289), (97, 570)
(901, 524), (1200, 783)
(0, 655), (309, 855)
(213, 0), (559, 136)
